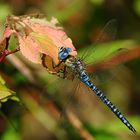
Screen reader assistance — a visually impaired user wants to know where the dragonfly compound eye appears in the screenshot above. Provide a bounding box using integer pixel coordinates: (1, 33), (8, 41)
(58, 47), (72, 60)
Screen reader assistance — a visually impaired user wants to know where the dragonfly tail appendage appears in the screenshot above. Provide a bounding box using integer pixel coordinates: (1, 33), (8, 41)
(80, 72), (136, 133)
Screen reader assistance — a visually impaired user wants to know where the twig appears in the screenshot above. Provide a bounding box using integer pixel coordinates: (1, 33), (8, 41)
(66, 110), (95, 140)
(7, 54), (36, 83)
(0, 48), (20, 63)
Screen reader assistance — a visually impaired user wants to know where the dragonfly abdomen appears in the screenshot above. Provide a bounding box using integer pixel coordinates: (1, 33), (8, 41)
(80, 71), (136, 133)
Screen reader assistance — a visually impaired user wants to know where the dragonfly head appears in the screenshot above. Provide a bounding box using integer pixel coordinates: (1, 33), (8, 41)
(58, 47), (72, 61)
(58, 46), (77, 62)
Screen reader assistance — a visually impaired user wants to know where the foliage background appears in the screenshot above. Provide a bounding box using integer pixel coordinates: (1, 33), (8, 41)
(0, 0), (140, 140)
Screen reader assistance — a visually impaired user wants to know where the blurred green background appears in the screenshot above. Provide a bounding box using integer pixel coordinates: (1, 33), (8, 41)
(0, 0), (140, 140)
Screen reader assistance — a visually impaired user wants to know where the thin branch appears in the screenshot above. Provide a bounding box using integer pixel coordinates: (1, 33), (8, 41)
(66, 110), (95, 140)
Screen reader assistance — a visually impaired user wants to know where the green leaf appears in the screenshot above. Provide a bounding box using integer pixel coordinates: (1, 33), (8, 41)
(0, 75), (5, 85)
(133, 0), (140, 16)
(0, 75), (19, 102)
(90, 0), (104, 6)
(101, 116), (139, 134)
(1, 122), (20, 140)
(0, 4), (11, 21)
(84, 123), (119, 140)
(45, 0), (85, 22)
(10, 96), (20, 102)
(0, 4), (12, 39)
(78, 40), (136, 64)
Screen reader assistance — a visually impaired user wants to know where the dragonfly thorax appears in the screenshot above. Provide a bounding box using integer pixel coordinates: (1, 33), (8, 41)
(65, 57), (86, 77)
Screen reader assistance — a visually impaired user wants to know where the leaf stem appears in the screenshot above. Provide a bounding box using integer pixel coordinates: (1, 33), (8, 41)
(0, 48), (20, 63)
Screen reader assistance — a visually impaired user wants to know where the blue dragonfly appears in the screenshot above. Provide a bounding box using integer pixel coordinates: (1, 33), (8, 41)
(57, 20), (136, 133)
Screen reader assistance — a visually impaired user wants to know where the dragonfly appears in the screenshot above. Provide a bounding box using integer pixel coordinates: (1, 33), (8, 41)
(57, 45), (136, 133)
(0, 15), (136, 133)
(40, 18), (136, 133)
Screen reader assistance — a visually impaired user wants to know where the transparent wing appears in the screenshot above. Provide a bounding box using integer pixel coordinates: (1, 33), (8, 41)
(78, 19), (133, 84)
(86, 41), (134, 84)
(41, 73), (80, 117)
(80, 19), (117, 61)
(79, 19), (118, 83)
(95, 19), (117, 43)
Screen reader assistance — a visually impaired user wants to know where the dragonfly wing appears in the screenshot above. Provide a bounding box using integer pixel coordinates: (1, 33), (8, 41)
(95, 19), (117, 43)
(80, 19), (117, 60)
(86, 47), (129, 84)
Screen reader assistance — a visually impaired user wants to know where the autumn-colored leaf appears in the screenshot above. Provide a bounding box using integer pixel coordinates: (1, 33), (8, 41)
(30, 32), (59, 64)
(18, 35), (42, 64)
(0, 27), (14, 52)
(0, 26), (20, 62)
(4, 15), (77, 68)
(22, 16), (77, 65)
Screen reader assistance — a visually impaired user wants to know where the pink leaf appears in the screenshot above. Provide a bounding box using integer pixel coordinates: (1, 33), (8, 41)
(18, 35), (42, 64)
(4, 15), (77, 70)
(11, 16), (77, 65)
